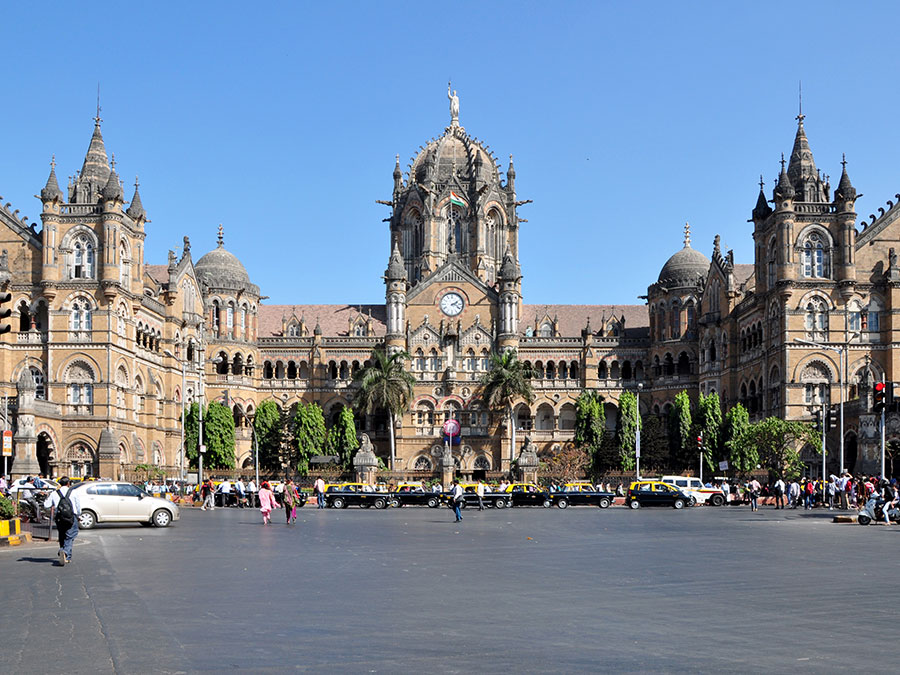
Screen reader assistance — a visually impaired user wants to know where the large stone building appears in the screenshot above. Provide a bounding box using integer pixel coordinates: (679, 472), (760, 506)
(1, 99), (895, 480)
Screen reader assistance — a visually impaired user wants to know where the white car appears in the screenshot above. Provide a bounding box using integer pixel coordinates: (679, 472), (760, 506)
(73, 481), (180, 528)
(660, 476), (726, 506)
(7, 477), (60, 496)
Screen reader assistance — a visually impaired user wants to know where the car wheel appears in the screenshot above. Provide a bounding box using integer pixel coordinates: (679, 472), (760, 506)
(711, 494), (725, 507)
(152, 509), (172, 527)
(78, 510), (96, 529)
(598, 497), (611, 509)
(494, 499), (506, 509)
(389, 498), (401, 508)
(374, 498), (387, 510)
(858, 514), (871, 526)
(542, 499), (552, 508)
(296, 498), (305, 508)
(332, 497), (345, 509)
(688, 496), (697, 507)
(427, 497), (439, 508)
(673, 499), (685, 510)
(557, 498), (569, 509)
(629, 500), (641, 510)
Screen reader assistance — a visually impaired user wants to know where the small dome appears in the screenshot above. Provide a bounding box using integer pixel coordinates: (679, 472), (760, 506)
(658, 247), (709, 285)
(409, 126), (499, 185)
(194, 227), (254, 291)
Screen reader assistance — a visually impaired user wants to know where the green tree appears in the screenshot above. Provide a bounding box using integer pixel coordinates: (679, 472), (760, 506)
(697, 391), (723, 471)
(723, 403), (754, 476)
(743, 417), (820, 480)
(480, 349), (534, 466)
(204, 401), (236, 469)
(668, 390), (693, 469)
(293, 402), (327, 476)
(574, 390), (605, 476)
(353, 349), (416, 469)
(327, 404), (359, 469)
(639, 413), (671, 473)
(616, 390), (638, 472)
(184, 402), (201, 469)
(253, 399), (284, 471)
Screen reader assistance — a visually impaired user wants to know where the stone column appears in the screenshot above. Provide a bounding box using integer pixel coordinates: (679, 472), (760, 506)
(353, 434), (378, 485)
(516, 435), (540, 484)
(11, 370), (40, 478)
(441, 443), (455, 487)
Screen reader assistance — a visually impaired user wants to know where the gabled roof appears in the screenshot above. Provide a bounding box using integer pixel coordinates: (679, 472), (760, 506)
(259, 304), (387, 337)
(521, 304), (649, 339)
(406, 257), (496, 303)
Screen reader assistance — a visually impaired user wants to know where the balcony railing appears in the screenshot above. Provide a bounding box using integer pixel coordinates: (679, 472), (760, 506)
(17, 331), (47, 344)
(68, 330), (92, 342)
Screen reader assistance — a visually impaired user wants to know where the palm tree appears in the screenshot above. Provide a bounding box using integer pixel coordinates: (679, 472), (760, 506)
(352, 349), (415, 470)
(480, 349), (533, 466)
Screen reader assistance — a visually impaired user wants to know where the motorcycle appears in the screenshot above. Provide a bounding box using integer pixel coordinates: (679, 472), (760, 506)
(857, 496), (900, 526)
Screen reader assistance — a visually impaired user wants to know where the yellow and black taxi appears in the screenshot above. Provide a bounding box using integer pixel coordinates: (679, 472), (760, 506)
(626, 480), (691, 509)
(502, 482), (551, 507)
(324, 482), (389, 509)
(443, 482), (512, 509)
(549, 483), (616, 509)
(389, 482), (442, 508)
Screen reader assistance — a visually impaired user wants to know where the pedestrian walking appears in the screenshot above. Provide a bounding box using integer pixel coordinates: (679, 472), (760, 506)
(451, 480), (464, 522)
(282, 479), (297, 524)
(200, 478), (215, 510)
(247, 479), (257, 508)
(476, 480), (485, 511)
(258, 481), (278, 525)
(314, 475), (326, 509)
(43, 477), (81, 566)
(234, 478), (246, 508)
(788, 479), (800, 508)
(773, 477), (785, 509)
(803, 479), (815, 510)
(748, 479), (760, 512)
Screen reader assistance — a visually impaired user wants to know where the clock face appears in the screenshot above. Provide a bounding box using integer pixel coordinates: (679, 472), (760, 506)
(440, 292), (464, 316)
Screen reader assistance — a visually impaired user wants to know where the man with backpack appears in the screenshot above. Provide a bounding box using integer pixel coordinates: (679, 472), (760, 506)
(42, 477), (82, 566)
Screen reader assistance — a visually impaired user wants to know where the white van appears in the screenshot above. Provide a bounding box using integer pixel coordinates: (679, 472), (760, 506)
(660, 476), (726, 506)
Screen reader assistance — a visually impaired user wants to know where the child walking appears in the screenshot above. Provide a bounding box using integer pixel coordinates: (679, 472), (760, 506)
(258, 481), (278, 525)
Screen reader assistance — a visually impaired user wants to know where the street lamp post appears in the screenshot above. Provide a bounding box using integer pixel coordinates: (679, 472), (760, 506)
(163, 348), (187, 486)
(635, 383), (643, 480)
(197, 355), (224, 486)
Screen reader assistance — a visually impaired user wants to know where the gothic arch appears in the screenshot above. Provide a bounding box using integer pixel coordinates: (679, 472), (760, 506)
(791, 355), (837, 383)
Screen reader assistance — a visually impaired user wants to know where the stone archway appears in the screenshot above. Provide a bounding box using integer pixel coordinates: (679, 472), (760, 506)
(844, 432), (858, 475)
(37, 432), (54, 477)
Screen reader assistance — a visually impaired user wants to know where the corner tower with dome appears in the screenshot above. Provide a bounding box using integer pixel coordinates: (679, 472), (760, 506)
(4, 96), (900, 481)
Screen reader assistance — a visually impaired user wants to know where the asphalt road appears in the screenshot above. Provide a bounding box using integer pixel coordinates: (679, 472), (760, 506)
(1, 503), (898, 674)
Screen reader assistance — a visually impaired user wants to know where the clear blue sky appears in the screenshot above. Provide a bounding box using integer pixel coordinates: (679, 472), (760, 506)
(4, 1), (900, 307)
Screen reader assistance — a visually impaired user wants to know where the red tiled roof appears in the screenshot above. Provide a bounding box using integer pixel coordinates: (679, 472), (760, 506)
(259, 304), (387, 337)
(733, 264), (754, 285)
(144, 264), (169, 287)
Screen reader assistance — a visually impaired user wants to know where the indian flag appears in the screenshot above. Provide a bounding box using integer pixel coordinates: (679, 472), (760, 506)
(449, 191), (466, 208)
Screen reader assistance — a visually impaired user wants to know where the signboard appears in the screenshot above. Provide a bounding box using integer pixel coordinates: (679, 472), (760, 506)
(199, 444), (207, 454)
(442, 419), (461, 437)
(718, 460), (729, 471)
(2, 430), (12, 457)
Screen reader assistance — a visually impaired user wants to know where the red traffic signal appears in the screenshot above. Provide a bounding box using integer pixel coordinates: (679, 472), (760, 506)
(697, 434), (703, 449)
(874, 382), (886, 413)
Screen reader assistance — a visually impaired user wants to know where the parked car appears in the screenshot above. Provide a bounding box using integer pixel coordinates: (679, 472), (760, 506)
(660, 475), (726, 506)
(549, 483), (616, 509)
(502, 482), (552, 507)
(626, 480), (691, 509)
(389, 484), (442, 508)
(325, 483), (389, 509)
(73, 481), (181, 528)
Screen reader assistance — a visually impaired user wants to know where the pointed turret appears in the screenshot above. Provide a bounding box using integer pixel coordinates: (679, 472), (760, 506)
(314, 318), (322, 336)
(102, 156), (123, 202)
(74, 115), (110, 201)
(386, 241), (406, 280)
(506, 154), (516, 191)
(774, 154), (795, 201)
(786, 114), (825, 202)
(835, 154), (857, 203)
(126, 176), (146, 221)
(499, 245), (519, 280)
(752, 175), (772, 220)
(392, 154), (402, 194)
(40, 156), (64, 203)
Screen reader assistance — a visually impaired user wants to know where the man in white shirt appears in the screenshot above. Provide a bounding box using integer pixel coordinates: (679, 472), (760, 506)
(476, 481), (486, 511)
(451, 481), (464, 522)
(219, 479), (232, 507)
(43, 477), (82, 566)
(246, 479), (257, 507)
(234, 478), (246, 508)
(314, 476), (326, 509)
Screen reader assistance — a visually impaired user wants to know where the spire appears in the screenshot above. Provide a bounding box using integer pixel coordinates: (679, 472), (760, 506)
(786, 110), (824, 202)
(314, 317), (322, 336)
(393, 154), (402, 193)
(386, 241), (407, 280)
(683, 222), (691, 248)
(752, 174), (773, 220)
(500, 245), (519, 280)
(774, 153), (795, 200)
(507, 154), (516, 190)
(77, 113), (110, 198)
(102, 154), (123, 201)
(40, 155), (64, 202)
(126, 176), (146, 220)
(835, 153), (857, 202)
(217, 224), (224, 248)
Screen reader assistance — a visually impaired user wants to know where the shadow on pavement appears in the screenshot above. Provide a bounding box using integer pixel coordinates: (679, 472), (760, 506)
(16, 556), (58, 564)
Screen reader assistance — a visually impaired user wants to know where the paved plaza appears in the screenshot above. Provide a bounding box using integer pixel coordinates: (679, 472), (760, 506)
(1, 505), (898, 673)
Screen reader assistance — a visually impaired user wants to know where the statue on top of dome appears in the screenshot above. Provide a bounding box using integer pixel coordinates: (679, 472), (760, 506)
(448, 80), (459, 127)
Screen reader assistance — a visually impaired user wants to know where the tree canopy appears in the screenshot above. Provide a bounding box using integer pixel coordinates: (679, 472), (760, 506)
(293, 401), (327, 476)
(574, 390), (605, 475)
(327, 404), (360, 469)
(697, 391), (723, 471)
(723, 403), (754, 475)
(353, 349), (415, 468)
(253, 399), (284, 471)
(480, 349), (534, 461)
(616, 390), (638, 472)
(743, 417), (820, 480)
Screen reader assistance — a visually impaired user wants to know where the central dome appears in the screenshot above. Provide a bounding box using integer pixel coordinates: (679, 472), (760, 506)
(658, 246), (710, 285)
(409, 126), (500, 185)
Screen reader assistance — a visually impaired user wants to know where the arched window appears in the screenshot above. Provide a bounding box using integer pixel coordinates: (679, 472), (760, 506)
(18, 301), (31, 332)
(263, 361), (274, 379)
(69, 299), (92, 333)
(119, 240), (131, 290)
(416, 401), (435, 427)
(226, 303), (234, 332)
(559, 403), (576, 430)
(538, 321), (553, 337)
(866, 298), (883, 336)
(804, 298), (828, 341)
(71, 235), (95, 279)
(767, 239), (777, 288)
(449, 205), (465, 255)
(30, 367), (45, 399)
(212, 300), (221, 334)
(66, 362), (95, 413)
(801, 231), (831, 279)
(801, 362), (831, 406)
(536, 403), (555, 430)
(414, 456), (433, 471)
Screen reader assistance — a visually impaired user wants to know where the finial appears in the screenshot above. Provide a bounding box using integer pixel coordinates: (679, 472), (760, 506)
(134, 175), (140, 188)
(759, 174), (764, 191)
(796, 81), (804, 124)
(183, 236), (191, 254)
(95, 83), (102, 126)
(110, 153), (116, 171)
(780, 153), (786, 171)
(217, 224), (224, 247)
(50, 155), (56, 170)
(683, 222), (691, 248)
(841, 153), (847, 170)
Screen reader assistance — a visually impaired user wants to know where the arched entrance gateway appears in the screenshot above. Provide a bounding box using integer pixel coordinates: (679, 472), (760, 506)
(36, 432), (54, 476)
(64, 443), (96, 478)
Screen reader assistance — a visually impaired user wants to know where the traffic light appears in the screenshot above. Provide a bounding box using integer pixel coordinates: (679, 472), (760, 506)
(827, 407), (838, 430)
(874, 381), (886, 413)
(812, 409), (821, 430)
(697, 434), (703, 450)
(0, 292), (11, 335)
